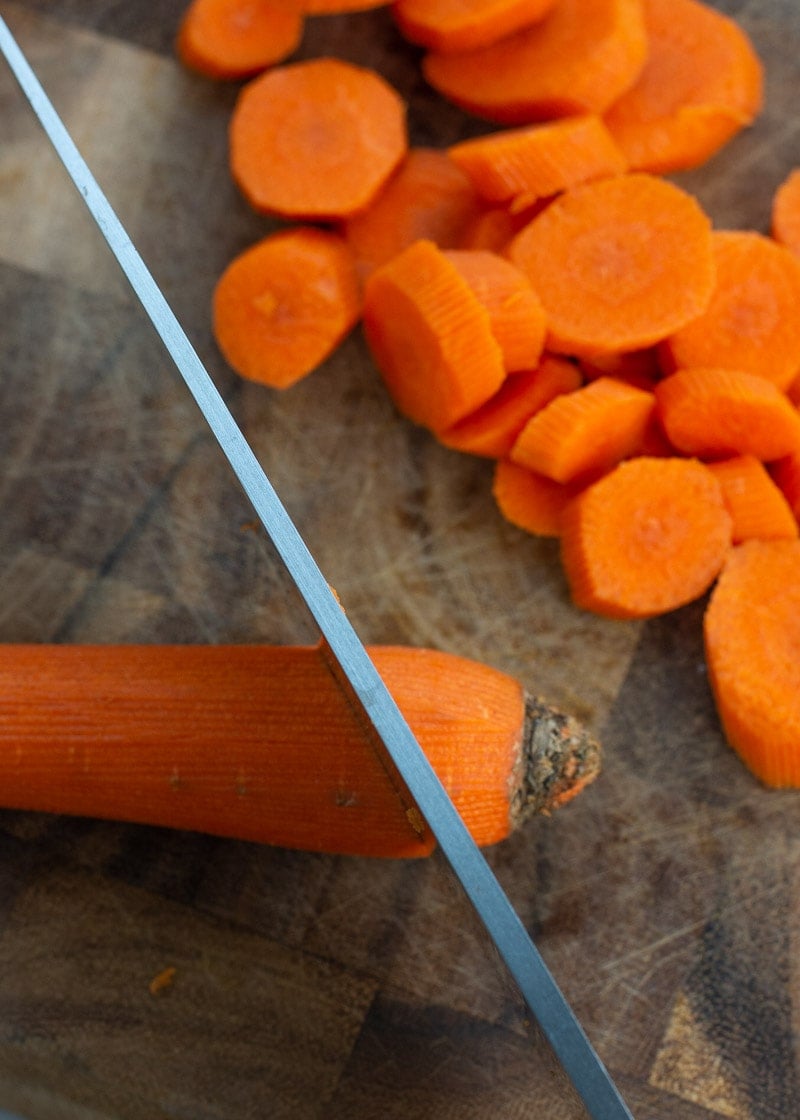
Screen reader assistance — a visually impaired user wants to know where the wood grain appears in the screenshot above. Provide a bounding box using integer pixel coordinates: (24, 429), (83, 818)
(0, 1), (799, 1117)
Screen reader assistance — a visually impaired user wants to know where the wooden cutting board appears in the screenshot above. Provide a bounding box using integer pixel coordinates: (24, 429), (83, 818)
(0, 2), (798, 1117)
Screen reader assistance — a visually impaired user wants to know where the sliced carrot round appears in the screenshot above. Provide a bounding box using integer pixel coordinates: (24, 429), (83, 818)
(176, 0), (304, 80)
(772, 169), (800, 258)
(393, 0), (558, 55)
(230, 57), (407, 220)
(706, 456), (798, 544)
(560, 456), (732, 619)
(508, 173), (715, 357)
(493, 458), (580, 537)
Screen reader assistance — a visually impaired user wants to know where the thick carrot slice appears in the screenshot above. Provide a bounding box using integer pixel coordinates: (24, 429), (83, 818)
(654, 367), (800, 461)
(510, 375), (655, 483)
(660, 231), (800, 392)
(704, 540), (800, 787)
(560, 456), (732, 619)
(362, 239), (506, 431)
(213, 226), (362, 388)
(771, 168), (800, 258)
(422, 0), (648, 125)
(707, 455), (798, 543)
(229, 57), (407, 220)
(448, 115), (627, 205)
(392, 0), (558, 55)
(443, 249), (547, 372)
(508, 173), (715, 357)
(492, 458), (582, 537)
(603, 0), (763, 174)
(439, 354), (581, 457)
(342, 148), (482, 280)
(176, 0), (304, 80)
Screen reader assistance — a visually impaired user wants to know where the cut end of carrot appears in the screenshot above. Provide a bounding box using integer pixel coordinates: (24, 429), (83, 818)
(514, 694), (601, 822)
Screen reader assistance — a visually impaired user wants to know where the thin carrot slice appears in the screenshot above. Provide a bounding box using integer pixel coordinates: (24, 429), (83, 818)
(448, 115), (627, 205)
(362, 239), (506, 432)
(392, 0), (558, 55)
(704, 539), (800, 787)
(229, 57), (407, 220)
(439, 354), (581, 457)
(660, 231), (800, 392)
(176, 0), (304, 80)
(560, 456), (732, 619)
(422, 0), (648, 125)
(510, 375), (655, 483)
(706, 455), (798, 543)
(213, 227), (362, 388)
(603, 0), (763, 174)
(654, 367), (800, 461)
(342, 148), (482, 281)
(492, 458), (582, 537)
(771, 169), (800, 258)
(771, 449), (800, 522)
(508, 173), (715, 357)
(443, 249), (547, 372)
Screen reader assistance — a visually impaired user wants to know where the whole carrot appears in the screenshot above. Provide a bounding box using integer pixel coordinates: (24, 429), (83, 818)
(0, 643), (599, 858)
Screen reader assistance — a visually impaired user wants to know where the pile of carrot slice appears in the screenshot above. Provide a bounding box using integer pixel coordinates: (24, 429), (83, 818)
(176, 0), (800, 789)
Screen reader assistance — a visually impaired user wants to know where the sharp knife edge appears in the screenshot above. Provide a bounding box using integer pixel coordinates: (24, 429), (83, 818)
(0, 18), (634, 1120)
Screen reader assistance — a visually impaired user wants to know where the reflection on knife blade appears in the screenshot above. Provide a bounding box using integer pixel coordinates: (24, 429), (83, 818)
(0, 17), (634, 1120)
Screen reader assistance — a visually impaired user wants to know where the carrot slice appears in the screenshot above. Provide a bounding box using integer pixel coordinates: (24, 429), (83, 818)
(439, 354), (581, 457)
(492, 458), (582, 537)
(660, 230), (800, 392)
(213, 227), (362, 388)
(362, 239), (506, 431)
(176, 0), (304, 80)
(704, 539), (800, 787)
(443, 249), (547, 372)
(508, 173), (715, 357)
(771, 449), (800, 522)
(392, 0), (558, 55)
(706, 455), (798, 543)
(448, 115), (627, 205)
(422, 0), (648, 125)
(510, 375), (655, 483)
(229, 57), (407, 220)
(771, 168), (800, 258)
(560, 456), (732, 619)
(654, 367), (800, 461)
(342, 148), (482, 280)
(603, 0), (763, 174)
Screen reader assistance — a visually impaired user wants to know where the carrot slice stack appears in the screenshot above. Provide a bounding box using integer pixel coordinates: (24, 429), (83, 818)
(177, 0), (304, 79)
(392, 0), (558, 54)
(706, 455), (798, 543)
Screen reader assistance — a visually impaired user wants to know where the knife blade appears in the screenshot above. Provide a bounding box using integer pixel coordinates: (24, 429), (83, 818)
(0, 17), (634, 1119)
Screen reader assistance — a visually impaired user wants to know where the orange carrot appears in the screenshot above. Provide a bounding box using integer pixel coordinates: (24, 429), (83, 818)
(459, 201), (548, 252)
(439, 354), (581, 458)
(508, 173), (715, 357)
(229, 57), (407, 220)
(278, 0), (390, 10)
(213, 226), (362, 388)
(704, 540), (800, 787)
(771, 449), (800, 521)
(510, 375), (655, 483)
(392, 0), (558, 55)
(362, 238), (506, 431)
(422, 0), (648, 124)
(660, 231), (800, 392)
(492, 458), (582, 537)
(448, 115), (627, 205)
(706, 455), (798, 544)
(0, 643), (600, 858)
(560, 456), (732, 619)
(176, 0), (304, 80)
(342, 148), (482, 281)
(771, 168), (800, 258)
(603, 0), (763, 174)
(654, 367), (800, 461)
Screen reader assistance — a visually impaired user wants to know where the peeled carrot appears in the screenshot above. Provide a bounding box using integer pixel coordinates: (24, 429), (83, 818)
(362, 239), (506, 432)
(510, 375), (656, 483)
(660, 231), (800, 392)
(771, 168), (800, 258)
(422, 0), (648, 125)
(229, 57), (407, 220)
(448, 115), (627, 205)
(560, 456), (732, 619)
(212, 226), (362, 388)
(176, 0), (304, 80)
(508, 173), (715, 357)
(704, 540), (800, 787)
(654, 367), (800, 462)
(0, 643), (600, 858)
(392, 0), (558, 55)
(492, 458), (581, 537)
(603, 0), (763, 174)
(706, 455), (798, 544)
